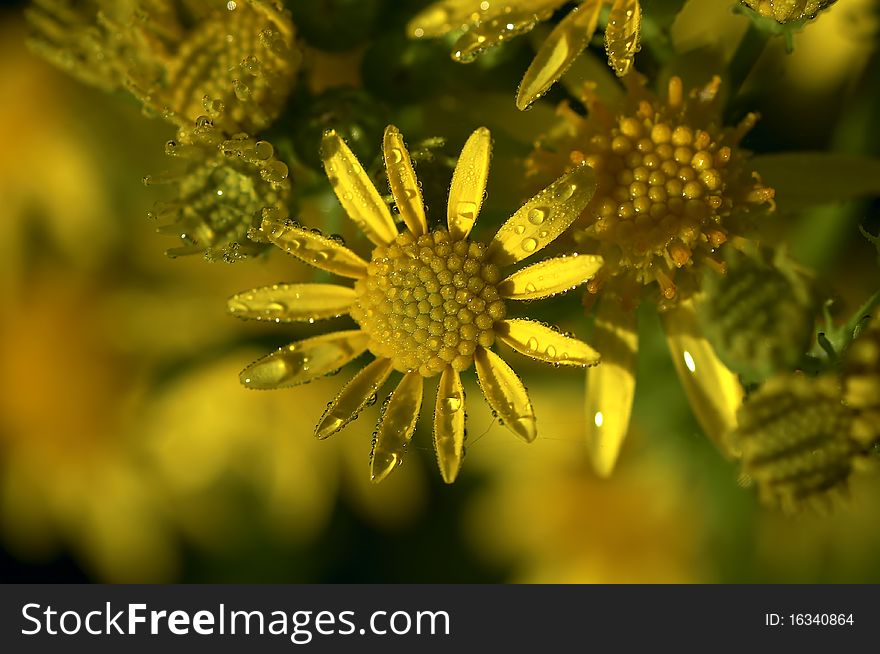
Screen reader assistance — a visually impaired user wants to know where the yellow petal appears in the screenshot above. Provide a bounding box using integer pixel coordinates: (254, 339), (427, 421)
(406, 0), (564, 39)
(516, 0), (603, 110)
(497, 319), (600, 367)
(228, 283), (356, 323)
(499, 253), (604, 300)
(584, 300), (637, 478)
(383, 125), (428, 238)
(488, 163), (597, 267)
(315, 358), (394, 440)
(371, 372), (424, 483)
(406, 0), (484, 38)
(447, 127), (492, 240)
(240, 330), (370, 390)
(451, 9), (545, 63)
(604, 0), (641, 77)
(322, 129), (397, 246)
(474, 346), (536, 442)
(661, 299), (743, 457)
(261, 219), (368, 279)
(434, 366), (466, 483)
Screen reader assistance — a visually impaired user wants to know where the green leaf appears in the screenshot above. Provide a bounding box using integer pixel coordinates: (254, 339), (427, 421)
(751, 153), (880, 211)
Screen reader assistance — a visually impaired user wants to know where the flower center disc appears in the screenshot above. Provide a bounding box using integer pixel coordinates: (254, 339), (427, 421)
(351, 229), (506, 376)
(585, 114), (728, 263)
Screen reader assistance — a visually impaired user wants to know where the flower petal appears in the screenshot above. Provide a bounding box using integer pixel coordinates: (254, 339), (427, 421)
(499, 253), (604, 301)
(584, 300), (637, 478)
(661, 299), (743, 457)
(240, 330), (370, 390)
(497, 319), (600, 367)
(407, 0), (564, 39)
(261, 219), (369, 279)
(322, 129), (397, 246)
(516, 0), (602, 110)
(371, 372), (424, 483)
(315, 357), (394, 440)
(383, 125), (428, 238)
(451, 8), (546, 63)
(406, 0), (482, 38)
(447, 127), (492, 240)
(474, 346), (536, 442)
(604, 0), (641, 77)
(228, 283), (356, 323)
(488, 163), (597, 267)
(434, 366), (466, 483)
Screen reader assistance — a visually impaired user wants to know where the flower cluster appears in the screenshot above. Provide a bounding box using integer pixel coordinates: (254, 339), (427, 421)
(24, 0), (880, 514)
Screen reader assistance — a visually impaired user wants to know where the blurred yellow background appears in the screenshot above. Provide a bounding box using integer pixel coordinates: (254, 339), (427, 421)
(2, 1), (880, 584)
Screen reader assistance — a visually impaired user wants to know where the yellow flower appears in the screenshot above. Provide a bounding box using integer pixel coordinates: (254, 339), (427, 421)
(527, 74), (775, 476)
(407, 0), (643, 109)
(230, 125), (603, 483)
(740, 0), (837, 23)
(27, 0), (300, 132)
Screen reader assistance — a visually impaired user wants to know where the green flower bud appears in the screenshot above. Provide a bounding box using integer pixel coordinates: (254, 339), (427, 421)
(729, 374), (860, 512)
(697, 250), (814, 381)
(842, 315), (880, 446)
(740, 0), (837, 24)
(145, 109), (290, 261)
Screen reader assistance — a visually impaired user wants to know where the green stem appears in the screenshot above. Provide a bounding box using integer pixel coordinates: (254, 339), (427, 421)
(726, 22), (772, 98)
(834, 289), (880, 349)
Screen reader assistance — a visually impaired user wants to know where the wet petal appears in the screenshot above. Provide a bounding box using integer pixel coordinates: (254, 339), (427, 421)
(406, 0), (484, 38)
(407, 0), (564, 39)
(371, 372), (424, 483)
(516, 0), (602, 110)
(228, 283), (356, 323)
(240, 330), (370, 390)
(584, 300), (637, 478)
(434, 366), (466, 483)
(451, 9), (545, 63)
(497, 319), (600, 367)
(261, 219), (368, 279)
(604, 0), (641, 77)
(447, 127), (492, 240)
(315, 358), (394, 440)
(474, 346), (536, 442)
(322, 129), (397, 246)
(488, 163), (597, 267)
(499, 253), (604, 300)
(661, 299), (743, 457)
(383, 125), (428, 237)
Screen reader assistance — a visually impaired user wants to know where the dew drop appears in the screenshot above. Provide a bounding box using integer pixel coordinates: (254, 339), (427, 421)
(521, 238), (538, 252)
(554, 183), (575, 202)
(527, 337), (539, 352)
(514, 224), (525, 235)
(457, 201), (477, 222)
(546, 345), (557, 359)
(527, 207), (547, 225)
(440, 396), (463, 413)
(524, 282), (537, 293)
(388, 148), (403, 164)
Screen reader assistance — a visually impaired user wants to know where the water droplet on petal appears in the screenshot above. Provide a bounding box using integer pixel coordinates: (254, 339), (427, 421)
(527, 208), (547, 225)
(521, 237), (538, 252)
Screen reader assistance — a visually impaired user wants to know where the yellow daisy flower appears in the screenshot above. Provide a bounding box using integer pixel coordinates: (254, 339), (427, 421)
(230, 125), (603, 483)
(407, 0), (642, 109)
(527, 74), (776, 476)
